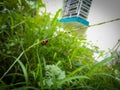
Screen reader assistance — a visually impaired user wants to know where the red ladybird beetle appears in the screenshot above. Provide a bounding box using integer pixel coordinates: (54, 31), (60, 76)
(41, 40), (48, 45)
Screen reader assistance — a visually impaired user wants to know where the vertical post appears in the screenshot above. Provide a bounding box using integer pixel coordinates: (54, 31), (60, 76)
(77, 0), (83, 17)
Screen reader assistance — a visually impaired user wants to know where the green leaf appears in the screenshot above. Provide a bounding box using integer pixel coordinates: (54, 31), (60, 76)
(17, 59), (28, 86)
(67, 65), (88, 77)
(51, 9), (62, 26)
(59, 76), (90, 85)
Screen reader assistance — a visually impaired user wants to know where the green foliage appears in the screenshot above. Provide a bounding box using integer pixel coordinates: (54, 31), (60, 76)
(0, 0), (120, 90)
(43, 65), (66, 89)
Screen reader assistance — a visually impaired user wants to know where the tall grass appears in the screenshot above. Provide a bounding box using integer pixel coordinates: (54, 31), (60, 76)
(0, 0), (120, 90)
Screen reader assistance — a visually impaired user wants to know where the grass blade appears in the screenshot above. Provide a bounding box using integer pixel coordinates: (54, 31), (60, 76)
(51, 9), (62, 26)
(67, 65), (88, 77)
(59, 76), (90, 85)
(17, 59), (28, 86)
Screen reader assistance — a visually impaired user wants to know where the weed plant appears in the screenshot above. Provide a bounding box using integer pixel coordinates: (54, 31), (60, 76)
(0, 0), (120, 90)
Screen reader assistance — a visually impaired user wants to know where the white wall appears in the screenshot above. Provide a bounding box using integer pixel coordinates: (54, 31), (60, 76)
(86, 0), (120, 51)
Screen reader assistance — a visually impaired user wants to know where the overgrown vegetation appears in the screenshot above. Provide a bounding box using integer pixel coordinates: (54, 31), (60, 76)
(0, 0), (120, 90)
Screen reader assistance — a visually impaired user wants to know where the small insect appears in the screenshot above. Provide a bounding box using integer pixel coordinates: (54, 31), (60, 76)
(41, 40), (48, 45)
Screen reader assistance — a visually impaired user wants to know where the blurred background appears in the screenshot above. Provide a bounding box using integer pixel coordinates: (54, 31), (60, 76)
(43, 0), (120, 51)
